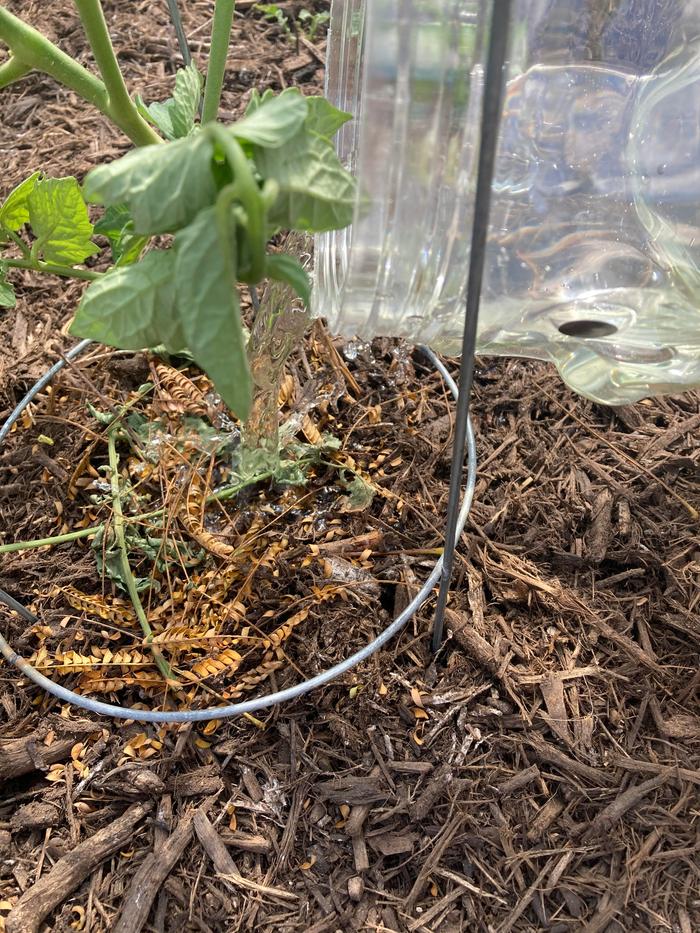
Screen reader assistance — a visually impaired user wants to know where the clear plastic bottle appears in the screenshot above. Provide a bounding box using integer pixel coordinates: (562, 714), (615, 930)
(314, 0), (700, 405)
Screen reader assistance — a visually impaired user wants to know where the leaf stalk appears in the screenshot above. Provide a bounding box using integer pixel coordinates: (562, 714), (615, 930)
(3, 256), (102, 282)
(106, 427), (174, 682)
(0, 54), (31, 89)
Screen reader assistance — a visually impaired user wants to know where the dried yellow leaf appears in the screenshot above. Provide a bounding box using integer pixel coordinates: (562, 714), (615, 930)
(301, 414), (322, 446)
(45, 764), (66, 783)
(367, 404), (382, 424)
(410, 687), (424, 709)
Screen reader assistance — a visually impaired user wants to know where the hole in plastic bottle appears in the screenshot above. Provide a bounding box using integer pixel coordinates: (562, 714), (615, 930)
(558, 320), (619, 338)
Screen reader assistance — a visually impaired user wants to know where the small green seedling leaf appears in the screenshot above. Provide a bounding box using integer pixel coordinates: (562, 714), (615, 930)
(0, 171), (41, 232)
(255, 131), (356, 232)
(136, 63), (202, 141)
(255, 3), (291, 33)
(231, 89), (308, 148)
(265, 252), (310, 306)
(0, 264), (16, 308)
(340, 474), (375, 512)
(174, 206), (252, 420)
(244, 88), (276, 115)
(28, 177), (97, 265)
(304, 97), (352, 138)
(84, 134), (216, 234)
(93, 204), (148, 266)
(298, 9), (330, 41)
(71, 249), (186, 352)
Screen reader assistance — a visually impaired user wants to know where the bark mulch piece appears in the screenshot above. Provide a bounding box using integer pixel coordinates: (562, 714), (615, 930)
(1, 3), (699, 932)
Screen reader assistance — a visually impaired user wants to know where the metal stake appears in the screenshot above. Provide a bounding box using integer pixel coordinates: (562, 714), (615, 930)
(431, 0), (513, 654)
(166, 0), (192, 66)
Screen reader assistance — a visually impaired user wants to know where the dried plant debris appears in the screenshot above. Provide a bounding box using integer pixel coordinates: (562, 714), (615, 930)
(1, 2), (699, 932)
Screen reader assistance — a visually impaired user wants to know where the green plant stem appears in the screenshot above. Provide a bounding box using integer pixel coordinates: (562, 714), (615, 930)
(202, 0), (236, 124)
(6, 230), (30, 257)
(0, 54), (31, 89)
(107, 427), (174, 682)
(209, 125), (265, 281)
(0, 526), (99, 554)
(0, 8), (107, 107)
(3, 256), (102, 282)
(73, 0), (161, 146)
(0, 6), (159, 146)
(0, 473), (273, 557)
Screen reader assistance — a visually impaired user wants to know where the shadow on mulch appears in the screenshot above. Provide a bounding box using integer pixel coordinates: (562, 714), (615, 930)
(1, 2), (699, 932)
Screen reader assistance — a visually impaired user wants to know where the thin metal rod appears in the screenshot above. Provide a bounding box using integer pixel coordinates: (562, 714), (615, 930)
(166, 0), (192, 66)
(431, 0), (512, 654)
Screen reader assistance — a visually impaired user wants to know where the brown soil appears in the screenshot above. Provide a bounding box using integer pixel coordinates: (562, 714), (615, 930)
(1, 3), (699, 932)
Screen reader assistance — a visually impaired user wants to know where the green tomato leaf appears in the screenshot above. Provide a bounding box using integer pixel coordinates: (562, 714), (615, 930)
(84, 134), (216, 234)
(174, 206), (252, 420)
(115, 233), (150, 267)
(70, 249), (186, 352)
(171, 63), (202, 138)
(231, 89), (308, 148)
(265, 252), (310, 306)
(0, 264), (16, 308)
(0, 171), (42, 232)
(136, 94), (176, 140)
(135, 63), (202, 141)
(28, 176), (97, 265)
(304, 97), (352, 138)
(93, 204), (148, 266)
(93, 203), (131, 240)
(254, 131), (356, 232)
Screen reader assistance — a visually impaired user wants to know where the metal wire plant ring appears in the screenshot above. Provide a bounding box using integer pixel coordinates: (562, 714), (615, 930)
(0, 342), (477, 723)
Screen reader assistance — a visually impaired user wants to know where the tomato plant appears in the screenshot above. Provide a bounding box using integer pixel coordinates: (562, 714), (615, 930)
(0, 0), (355, 420)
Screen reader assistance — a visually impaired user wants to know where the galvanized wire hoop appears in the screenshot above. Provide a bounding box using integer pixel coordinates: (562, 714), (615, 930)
(0, 342), (475, 722)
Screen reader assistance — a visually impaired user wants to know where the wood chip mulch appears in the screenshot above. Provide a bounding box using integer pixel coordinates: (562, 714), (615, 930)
(1, 2), (698, 931)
